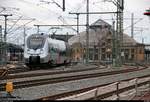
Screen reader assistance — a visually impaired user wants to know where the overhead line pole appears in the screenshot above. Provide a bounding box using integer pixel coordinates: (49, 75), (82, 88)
(68, 13), (80, 42)
(0, 14), (12, 66)
(86, 0), (89, 64)
(114, 0), (124, 67)
(76, 14), (80, 41)
(131, 13), (134, 38)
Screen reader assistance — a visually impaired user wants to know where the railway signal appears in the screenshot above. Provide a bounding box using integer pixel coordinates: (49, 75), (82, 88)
(6, 81), (14, 96)
(144, 8), (150, 16)
(144, 8), (150, 21)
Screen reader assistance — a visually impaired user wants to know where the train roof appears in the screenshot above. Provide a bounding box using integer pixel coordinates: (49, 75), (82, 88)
(27, 33), (67, 51)
(48, 38), (66, 51)
(27, 33), (49, 38)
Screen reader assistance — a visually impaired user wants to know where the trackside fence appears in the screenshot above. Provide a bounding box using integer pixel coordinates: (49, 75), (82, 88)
(57, 77), (150, 100)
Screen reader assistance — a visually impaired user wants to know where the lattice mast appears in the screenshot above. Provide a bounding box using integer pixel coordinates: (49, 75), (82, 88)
(0, 25), (3, 65)
(113, 0), (124, 67)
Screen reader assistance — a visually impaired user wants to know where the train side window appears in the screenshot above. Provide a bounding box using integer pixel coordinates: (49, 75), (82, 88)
(55, 48), (57, 52)
(52, 44), (57, 52)
(48, 46), (51, 53)
(60, 51), (66, 56)
(51, 47), (55, 52)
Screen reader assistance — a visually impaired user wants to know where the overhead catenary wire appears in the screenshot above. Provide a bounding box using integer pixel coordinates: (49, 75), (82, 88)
(0, 5), (36, 30)
(7, 16), (23, 32)
(69, 0), (87, 13)
(1, 0), (91, 36)
(58, 16), (78, 33)
(18, 0), (62, 18)
(124, 18), (144, 30)
(8, 19), (35, 34)
(0, 4), (37, 44)
(0, 7), (6, 13)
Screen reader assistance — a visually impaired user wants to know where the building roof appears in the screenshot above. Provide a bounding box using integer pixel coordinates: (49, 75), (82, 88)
(68, 19), (137, 46)
(0, 42), (23, 52)
(90, 19), (111, 27)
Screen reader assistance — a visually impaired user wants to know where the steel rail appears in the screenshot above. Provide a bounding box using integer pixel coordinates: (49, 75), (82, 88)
(1, 66), (100, 80)
(39, 75), (150, 100)
(90, 80), (149, 100)
(0, 66), (147, 92)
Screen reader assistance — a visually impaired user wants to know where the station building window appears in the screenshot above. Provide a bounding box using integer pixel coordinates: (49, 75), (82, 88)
(139, 49), (142, 54)
(101, 54), (105, 60)
(94, 54), (98, 60)
(102, 48), (105, 53)
(131, 54), (134, 60)
(89, 48), (94, 60)
(131, 49), (134, 53)
(125, 54), (129, 60)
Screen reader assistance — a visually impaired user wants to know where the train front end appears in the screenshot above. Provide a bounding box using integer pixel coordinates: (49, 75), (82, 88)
(24, 34), (49, 66)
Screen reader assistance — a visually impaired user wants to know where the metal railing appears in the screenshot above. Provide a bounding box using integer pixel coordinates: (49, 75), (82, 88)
(57, 77), (150, 100)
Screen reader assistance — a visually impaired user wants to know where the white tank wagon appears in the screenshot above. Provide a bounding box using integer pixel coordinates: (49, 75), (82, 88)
(24, 33), (71, 68)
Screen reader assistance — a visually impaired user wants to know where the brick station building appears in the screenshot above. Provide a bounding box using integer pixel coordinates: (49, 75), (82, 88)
(68, 19), (145, 63)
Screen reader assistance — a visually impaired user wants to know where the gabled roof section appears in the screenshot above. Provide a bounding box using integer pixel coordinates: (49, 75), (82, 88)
(68, 19), (137, 46)
(90, 19), (111, 28)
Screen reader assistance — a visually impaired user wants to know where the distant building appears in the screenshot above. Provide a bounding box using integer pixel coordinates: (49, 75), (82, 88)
(0, 42), (23, 64)
(68, 19), (145, 63)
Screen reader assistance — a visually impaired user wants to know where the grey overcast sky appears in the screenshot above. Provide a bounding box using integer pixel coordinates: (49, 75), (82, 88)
(0, 0), (150, 44)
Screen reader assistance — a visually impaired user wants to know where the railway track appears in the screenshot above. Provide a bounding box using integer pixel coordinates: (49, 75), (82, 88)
(0, 66), (147, 92)
(8, 66), (30, 74)
(1, 65), (101, 80)
(39, 76), (150, 100)
(2, 63), (75, 75)
(2, 62), (147, 78)
(0, 69), (7, 78)
(1, 64), (145, 80)
(5, 62), (148, 75)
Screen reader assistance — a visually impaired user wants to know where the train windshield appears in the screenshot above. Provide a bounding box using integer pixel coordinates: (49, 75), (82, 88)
(27, 36), (45, 50)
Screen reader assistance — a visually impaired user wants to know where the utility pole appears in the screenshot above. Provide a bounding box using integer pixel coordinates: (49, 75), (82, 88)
(23, 25), (26, 48)
(0, 14), (12, 66)
(37, 25), (40, 34)
(142, 38), (144, 44)
(0, 25), (2, 65)
(68, 13), (80, 42)
(112, 20), (116, 66)
(77, 14), (80, 42)
(117, 0), (124, 67)
(131, 13), (134, 38)
(66, 32), (68, 42)
(111, 0), (124, 67)
(86, 0), (89, 64)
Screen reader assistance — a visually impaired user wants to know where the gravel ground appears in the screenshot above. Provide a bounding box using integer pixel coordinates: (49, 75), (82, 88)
(0, 65), (139, 84)
(10, 64), (99, 75)
(0, 66), (149, 100)
(1, 65), (104, 83)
